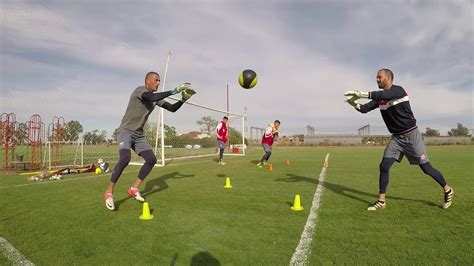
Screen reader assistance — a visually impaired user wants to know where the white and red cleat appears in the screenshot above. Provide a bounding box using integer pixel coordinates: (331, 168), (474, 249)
(128, 187), (145, 202)
(104, 192), (115, 211)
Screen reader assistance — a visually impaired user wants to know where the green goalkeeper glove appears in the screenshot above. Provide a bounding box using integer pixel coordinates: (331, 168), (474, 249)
(172, 83), (192, 95)
(181, 88), (197, 102)
(344, 90), (369, 99)
(345, 95), (361, 110)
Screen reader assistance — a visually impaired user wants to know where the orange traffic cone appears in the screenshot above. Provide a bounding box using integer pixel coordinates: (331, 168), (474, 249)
(323, 160), (329, 168)
(268, 163), (273, 171)
(285, 160), (290, 165)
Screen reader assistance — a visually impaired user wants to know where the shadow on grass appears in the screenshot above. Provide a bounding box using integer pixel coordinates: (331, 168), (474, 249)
(216, 174), (226, 178)
(250, 160), (260, 164)
(190, 251), (220, 266)
(143, 171), (195, 195)
(275, 174), (437, 206)
(114, 171), (195, 209)
(170, 253), (178, 266)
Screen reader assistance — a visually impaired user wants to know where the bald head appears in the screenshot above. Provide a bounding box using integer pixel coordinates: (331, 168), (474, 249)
(376, 69), (394, 90)
(145, 71), (160, 92)
(379, 69), (394, 81)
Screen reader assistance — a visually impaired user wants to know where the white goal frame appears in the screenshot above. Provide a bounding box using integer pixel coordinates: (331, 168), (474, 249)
(45, 140), (83, 169)
(151, 97), (246, 166)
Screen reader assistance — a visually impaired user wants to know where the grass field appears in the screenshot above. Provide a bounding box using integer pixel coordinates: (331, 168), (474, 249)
(0, 146), (473, 265)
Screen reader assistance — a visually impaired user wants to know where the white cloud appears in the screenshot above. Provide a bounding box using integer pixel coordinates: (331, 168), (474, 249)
(1, 1), (472, 137)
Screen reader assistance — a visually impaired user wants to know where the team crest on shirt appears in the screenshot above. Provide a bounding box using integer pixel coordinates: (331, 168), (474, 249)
(420, 154), (426, 160)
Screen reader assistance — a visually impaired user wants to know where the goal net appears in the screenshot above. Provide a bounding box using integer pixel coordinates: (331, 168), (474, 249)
(130, 96), (247, 166)
(38, 98), (247, 170)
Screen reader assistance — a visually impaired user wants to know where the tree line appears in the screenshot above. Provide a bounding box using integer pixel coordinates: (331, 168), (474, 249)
(423, 123), (470, 137)
(13, 116), (247, 146)
(13, 118), (469, 145)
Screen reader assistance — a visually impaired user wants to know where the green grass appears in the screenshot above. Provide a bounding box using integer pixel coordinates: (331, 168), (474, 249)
(0, 146), (472, 265)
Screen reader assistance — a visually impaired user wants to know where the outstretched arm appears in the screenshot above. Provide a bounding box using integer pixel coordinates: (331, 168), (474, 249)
(344, 86), (405, 101)
(141, 83), (193, 102)
(142, 90), (173, 102)
(357, 100), (379, 113)
(345, 96), (379, 113)
(155, 87), (197, 112)
(156, 100), (184, 113)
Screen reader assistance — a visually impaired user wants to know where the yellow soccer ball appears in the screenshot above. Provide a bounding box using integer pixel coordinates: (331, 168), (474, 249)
(95, 168), (102, 174)
(238, 69), (258, 89)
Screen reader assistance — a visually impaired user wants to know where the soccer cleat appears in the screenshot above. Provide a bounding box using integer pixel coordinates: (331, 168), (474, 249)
(128, 187), (145, 202)
(367, 200), (385, 211)
(263, 161), (268, 165)
(219, 161), (226, 165)
(257, 162), (263, 168)
(442, 188), (454, 209)
(104, 192), (115, 211)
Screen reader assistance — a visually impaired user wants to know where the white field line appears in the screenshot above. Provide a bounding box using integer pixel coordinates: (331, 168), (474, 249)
(289, 153), (330, 266)
(0, 237), (35, 265)
(0, 158), (219, 190)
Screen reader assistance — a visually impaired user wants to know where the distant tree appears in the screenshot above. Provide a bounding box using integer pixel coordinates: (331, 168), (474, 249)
(112, 128), (120, 142)
(294, 134), (304, 142)
(83, 129), (106, 144)
(144, 122), (156, 144)
(65, 120), (83, 141)
(447, 123), (469, 136)
(424, 127), (440, 137)
(83, 132), (93, 144)
(143, 123), (179, 146)
(228, 127), (248, 145)
(164, 124), (177, 139)
(17, 122), (28, 144)
(197, 116), (218, 135)
(100, 130), (107, 142)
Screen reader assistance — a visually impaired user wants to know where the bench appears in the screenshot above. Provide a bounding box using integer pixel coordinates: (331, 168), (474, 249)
(10, 161), (31, 171)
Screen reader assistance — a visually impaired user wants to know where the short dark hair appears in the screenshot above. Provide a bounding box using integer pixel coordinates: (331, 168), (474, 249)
(380, 69), (394, 81)
(223, 116), (229, 120)
(145, 71), (159, 81)
(274, 120), (281, 124)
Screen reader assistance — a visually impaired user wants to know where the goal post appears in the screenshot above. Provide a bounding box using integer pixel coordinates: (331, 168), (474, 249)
(45, 140), (84, 169)
(130, 97), (247, 166)
(39, 101), (247, 169)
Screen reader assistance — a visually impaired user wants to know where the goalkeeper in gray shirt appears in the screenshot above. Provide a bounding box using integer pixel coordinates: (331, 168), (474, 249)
(104, 71), (196, 211)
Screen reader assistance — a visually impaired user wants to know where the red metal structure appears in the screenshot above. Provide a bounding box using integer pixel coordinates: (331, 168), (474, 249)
(27, 114), (44, 169)
(1, 113), (19, 170)
(48, 116), (65, 166)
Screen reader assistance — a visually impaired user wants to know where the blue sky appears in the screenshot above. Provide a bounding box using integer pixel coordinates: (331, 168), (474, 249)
(1, 0), (473, 137)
